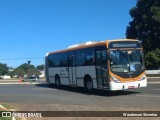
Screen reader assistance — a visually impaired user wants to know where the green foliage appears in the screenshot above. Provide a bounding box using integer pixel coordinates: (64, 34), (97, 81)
(0, 63), (8, 75)
(36, 64), (44, 71)
(13, 63), (40, 77)
(0, 117), (12, 120)
(126, 0), (160, 69)
(145, 48), (160, 69)
(1, 104), (14, 109)
(8, 71), (14, 78)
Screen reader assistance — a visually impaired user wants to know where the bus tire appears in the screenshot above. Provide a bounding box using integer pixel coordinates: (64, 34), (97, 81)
(55, 76), (61, 87)
(84, 77), (93, 91)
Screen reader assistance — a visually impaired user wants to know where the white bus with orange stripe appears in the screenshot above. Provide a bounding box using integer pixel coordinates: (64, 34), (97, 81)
(45, 39), (147, 91)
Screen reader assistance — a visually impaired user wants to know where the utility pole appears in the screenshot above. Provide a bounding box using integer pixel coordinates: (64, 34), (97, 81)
(27, 61), (31, 77)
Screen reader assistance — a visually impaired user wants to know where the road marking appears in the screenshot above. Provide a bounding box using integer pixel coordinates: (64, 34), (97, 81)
(136, 94), (160, 98)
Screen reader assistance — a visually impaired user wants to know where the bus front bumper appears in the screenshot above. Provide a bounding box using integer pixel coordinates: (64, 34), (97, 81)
(109, 78), (147, 91)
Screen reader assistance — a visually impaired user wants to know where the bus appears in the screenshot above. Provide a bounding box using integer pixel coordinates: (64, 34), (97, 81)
(45, 39), (147, 91)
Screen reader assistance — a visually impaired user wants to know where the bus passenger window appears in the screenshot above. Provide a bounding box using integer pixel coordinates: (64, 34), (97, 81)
(85, 49), (95, 65)
(76, 50), (85, 66)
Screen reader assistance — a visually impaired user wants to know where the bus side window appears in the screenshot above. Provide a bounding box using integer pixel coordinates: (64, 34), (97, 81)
(48, 55), (55, 67)
(68, 52), (76, 67)
(76, 50), (85, 66)
(102, 50), (107, 66)
(54, 54), (60, 67)
(85, 48), (95, 65)
(60, 53), (68, 67)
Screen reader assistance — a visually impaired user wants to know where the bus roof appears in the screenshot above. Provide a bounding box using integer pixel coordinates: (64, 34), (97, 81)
(106, 39), (139, 42)
(47, 39), (139, 55)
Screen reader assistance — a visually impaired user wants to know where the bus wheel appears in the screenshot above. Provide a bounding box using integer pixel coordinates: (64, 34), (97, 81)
(55, 76), (61, 87)
(85, 79), (93, 91)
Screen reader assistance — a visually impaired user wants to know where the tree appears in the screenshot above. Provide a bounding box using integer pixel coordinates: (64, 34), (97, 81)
(36, 64), (44, 71)
(13, 63), (40, 77)
(0, 63), (8, 75)
(8, 67), (14, 78)
(126, 0), (160, 69)
(29, 65), (41, 76)
(145, 48), (160, 69)
(13, 67), (26, 77)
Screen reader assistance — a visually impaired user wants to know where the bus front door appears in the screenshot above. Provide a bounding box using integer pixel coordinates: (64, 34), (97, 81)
(69, 54), (76, 86)
(96, 50), (108, 88)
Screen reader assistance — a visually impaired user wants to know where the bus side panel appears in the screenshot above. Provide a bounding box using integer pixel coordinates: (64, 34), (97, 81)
(59, 67), (70, 85)
(76, 66), (97, 88)
(48, 68), (56, 84)
(48, 67), (69, 85)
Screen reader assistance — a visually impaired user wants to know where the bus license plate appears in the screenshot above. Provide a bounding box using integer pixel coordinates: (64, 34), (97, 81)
(128, 86), (135, 89)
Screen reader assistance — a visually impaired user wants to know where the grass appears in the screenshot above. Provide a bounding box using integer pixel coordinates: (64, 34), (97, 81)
(0, 116), (12, 120)
(0, 104), (23, 120)
(1, 104), (14, 110)
(0, 104), (13, 120)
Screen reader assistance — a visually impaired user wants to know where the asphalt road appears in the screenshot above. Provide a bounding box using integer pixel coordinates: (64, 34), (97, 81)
(0, 78), (160, 111)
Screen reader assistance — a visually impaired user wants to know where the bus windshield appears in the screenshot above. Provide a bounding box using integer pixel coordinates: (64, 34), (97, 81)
(109, 49), (145, 73)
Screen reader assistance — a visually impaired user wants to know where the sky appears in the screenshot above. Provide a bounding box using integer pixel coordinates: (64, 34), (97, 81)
(0, 0), (136, 68)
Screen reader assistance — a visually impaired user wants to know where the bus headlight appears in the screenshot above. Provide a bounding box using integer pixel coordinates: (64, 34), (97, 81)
(110, 76), (121, 83)
(139, 75), (146, 81)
